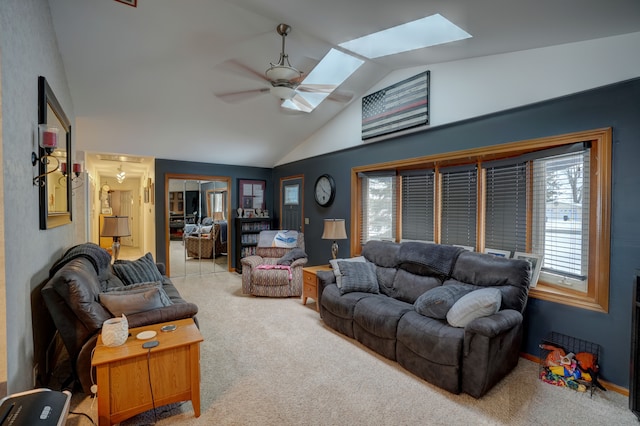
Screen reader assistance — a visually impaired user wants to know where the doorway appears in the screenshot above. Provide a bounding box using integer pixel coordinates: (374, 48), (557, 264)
(166, 175), (231, 277)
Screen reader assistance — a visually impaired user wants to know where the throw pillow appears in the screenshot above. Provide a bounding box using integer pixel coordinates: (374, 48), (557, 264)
(106, 281), (173, 306)
(99, 287), (168, 316)
(414, 284), (474, 319)
(329, 256), (366, 288)
(276, 248), (307, 266)
(338, 261), (379, 295)
(446, 287), (502, 328)
(112, 252), (163, 285)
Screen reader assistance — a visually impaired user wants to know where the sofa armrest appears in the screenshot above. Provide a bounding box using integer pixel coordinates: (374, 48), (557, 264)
(463, 309), (522, 356)
(316, 270), (336, 310)
(240, 255), (264, 268)
(465, 309), (522, 338)
(289, 257), (309, 268)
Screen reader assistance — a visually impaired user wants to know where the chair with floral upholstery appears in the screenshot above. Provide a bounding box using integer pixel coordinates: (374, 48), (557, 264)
(185, 223), (220, 259)
(241, 230), (308, 297)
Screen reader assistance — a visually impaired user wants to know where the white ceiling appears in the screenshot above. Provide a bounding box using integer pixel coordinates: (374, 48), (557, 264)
(49, 0), (640, 177)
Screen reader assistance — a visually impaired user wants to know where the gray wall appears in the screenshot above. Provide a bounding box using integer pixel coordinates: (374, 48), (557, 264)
(273, 78), (640, 388)
(0, 0), (85, 393)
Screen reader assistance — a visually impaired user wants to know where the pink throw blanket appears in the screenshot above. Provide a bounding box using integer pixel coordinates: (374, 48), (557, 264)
(256, 264), (292, 280)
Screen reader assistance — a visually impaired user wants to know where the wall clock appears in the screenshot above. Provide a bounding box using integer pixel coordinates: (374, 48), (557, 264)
(314, 174), (336, 207)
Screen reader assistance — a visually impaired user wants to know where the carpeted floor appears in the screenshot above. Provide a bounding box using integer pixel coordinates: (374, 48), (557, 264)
(64, 272), (638, 425)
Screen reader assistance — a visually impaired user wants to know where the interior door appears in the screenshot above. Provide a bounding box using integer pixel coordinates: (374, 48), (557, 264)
(280, 176), (303, 232)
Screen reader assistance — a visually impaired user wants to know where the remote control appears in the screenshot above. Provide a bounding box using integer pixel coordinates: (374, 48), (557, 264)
(142, 340), (159, 349)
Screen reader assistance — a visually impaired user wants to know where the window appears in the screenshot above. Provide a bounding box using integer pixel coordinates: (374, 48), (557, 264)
(532, 148), (590, 292)
(401, 170), (434, 242)
(359, 172), (396, 244)
(352, 128), (611, 312)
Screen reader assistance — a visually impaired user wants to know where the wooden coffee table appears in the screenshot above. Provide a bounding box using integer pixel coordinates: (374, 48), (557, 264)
(92, 318), (203, 426)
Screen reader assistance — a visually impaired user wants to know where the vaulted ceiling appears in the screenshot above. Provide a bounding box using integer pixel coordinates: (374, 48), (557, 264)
(49, 0), (640, 176)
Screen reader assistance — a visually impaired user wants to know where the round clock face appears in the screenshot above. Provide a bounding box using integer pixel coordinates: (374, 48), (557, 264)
(314, 174), (336, 207)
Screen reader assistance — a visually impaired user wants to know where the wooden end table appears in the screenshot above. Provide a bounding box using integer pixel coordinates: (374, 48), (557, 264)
(302, 265), (332, 311)
(92, 318), (203, 426)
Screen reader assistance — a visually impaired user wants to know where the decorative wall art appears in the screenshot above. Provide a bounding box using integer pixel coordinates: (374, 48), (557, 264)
(362, 71), (430, 140)
(238, 179), (265, 211)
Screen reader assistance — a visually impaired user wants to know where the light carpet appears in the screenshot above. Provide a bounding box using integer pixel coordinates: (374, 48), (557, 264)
(65, 272), (638, 425)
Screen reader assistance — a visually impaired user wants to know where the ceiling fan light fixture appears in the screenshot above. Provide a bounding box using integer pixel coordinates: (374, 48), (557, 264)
(270, 85), (297, 100)
(265, 64), (301, 84)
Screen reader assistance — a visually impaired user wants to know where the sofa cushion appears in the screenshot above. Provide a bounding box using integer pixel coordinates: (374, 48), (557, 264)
(450, 251), (531, 312)
(276, 247), (307, 266)
(391, 269), (442, 304)
(397, 242), (464, 279)
(329, 256), (366, 288)
(414, 284), (474, 319)
(99, 286), (171, 316)
(105, 281), (173, 306)
(321, 284), (374, 320)
(338, 261), (379, 295)
(362, 240), (400, 268)
(353, 296), (413, 339)
(113, 252), (164, 285)
(397, 311), (465, 366)
(446, 288), (502, 328)
(375, 266), (398, 296)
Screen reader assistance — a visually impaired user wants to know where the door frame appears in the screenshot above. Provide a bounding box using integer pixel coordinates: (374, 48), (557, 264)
(165, 173), (232, 277)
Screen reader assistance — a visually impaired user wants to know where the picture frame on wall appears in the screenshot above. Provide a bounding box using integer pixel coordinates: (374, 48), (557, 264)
(512, 252), (543, 288)
(238, 179), (266, 210)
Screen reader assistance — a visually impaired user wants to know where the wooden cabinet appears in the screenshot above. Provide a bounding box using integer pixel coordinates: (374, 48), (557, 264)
(302, 265), (332, 311)
(234, 217), (272, 273)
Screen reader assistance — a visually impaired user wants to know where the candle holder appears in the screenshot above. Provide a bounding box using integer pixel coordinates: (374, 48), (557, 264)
(32, 125), (61, 187)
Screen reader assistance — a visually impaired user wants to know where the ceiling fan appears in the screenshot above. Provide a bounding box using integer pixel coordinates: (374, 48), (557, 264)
(215, 23), (360, 113)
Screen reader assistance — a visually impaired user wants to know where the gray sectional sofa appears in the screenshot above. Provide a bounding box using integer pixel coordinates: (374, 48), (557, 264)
(317, 240), (531, 398)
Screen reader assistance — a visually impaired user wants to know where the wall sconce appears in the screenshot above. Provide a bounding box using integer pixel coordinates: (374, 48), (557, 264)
(322, 218), (348, 259)
(32, 124), (60, 186)
(60, 161), (84, 190)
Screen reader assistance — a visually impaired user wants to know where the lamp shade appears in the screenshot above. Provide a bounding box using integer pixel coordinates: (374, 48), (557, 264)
(101, 216), (131, 237)
(322, 219), (347, 240)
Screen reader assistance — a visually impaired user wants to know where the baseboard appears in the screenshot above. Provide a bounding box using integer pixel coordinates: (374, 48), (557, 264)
(520, 352), (629, 396)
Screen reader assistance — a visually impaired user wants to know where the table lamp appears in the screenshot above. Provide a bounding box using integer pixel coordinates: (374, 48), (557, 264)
(100, 216), (131, 261)
(322, 219), (347, 259)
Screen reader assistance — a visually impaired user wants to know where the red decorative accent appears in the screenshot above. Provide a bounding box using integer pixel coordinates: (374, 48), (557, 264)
(42, 130), (57, 148)
(73, 163), (82, 174)
(60, 162), (67, 174)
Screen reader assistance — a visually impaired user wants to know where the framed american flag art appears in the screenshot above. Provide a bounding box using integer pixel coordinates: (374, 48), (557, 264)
(361, 71), (429, 140)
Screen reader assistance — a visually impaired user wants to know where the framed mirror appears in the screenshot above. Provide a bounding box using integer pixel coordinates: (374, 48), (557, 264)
(37, 76), (72, 229)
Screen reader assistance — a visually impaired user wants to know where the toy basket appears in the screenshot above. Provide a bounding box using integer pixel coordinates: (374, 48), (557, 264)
(539, 331), (602, 397)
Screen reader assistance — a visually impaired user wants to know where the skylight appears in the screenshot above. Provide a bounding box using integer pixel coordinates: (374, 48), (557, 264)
(282, 48), (364, 112)
(339, 14), (472, 59)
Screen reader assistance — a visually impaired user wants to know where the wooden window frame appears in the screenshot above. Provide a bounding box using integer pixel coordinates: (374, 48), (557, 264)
(351, 128), (611, 312)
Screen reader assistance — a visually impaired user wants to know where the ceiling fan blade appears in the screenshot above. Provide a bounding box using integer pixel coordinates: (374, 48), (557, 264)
(216, 59), (269, 84)
(296, 83), (338, 94)
(284, 94), (314, 113)
(215, 88), (269, 103)
(326, 90), (354, 104)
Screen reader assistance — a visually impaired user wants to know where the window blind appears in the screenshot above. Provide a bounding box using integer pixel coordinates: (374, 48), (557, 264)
(440, 166), (477, 247)
(484, 162), (527, 253)
(400, 170), (434, 242)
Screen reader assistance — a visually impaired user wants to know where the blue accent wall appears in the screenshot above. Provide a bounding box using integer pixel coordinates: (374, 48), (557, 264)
(154, 159), (273, 268)
(273, 78), (640, 388)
